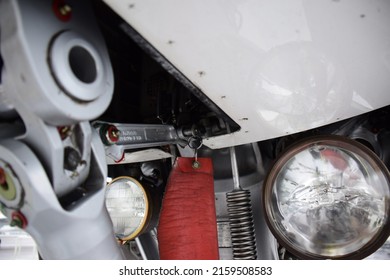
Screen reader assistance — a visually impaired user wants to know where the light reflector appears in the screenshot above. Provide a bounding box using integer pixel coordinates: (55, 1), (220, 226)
(263, 136), (390, 259)
(105, 176), (149, 241)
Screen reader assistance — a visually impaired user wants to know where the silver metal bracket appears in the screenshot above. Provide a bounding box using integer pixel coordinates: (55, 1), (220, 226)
(94, 121), (186, 163)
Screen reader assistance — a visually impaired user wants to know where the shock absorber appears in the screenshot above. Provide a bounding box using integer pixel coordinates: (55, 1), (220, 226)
(226, 133), (257, 260)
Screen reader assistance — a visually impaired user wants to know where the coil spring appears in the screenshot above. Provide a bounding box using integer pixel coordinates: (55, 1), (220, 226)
(226, 189), (257, 260)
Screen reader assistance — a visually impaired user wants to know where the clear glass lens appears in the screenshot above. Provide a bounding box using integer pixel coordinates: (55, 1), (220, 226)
(105, 178), (147, 240)
(269, 142), (389, 258)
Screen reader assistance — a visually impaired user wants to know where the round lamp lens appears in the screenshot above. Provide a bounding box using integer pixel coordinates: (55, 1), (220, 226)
(105, 177), (149, 241)
(263, 136), (390, 259)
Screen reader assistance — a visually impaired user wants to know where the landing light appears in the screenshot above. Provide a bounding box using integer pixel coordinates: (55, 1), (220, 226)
(263, 136), (390, 259)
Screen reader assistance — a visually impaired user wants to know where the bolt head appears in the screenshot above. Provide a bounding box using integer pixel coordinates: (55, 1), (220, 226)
(192, 161), (201, 169)
(52, 0), (72, 21)
(106, 125), (120, 144)
(60, 4), (72, 15)
(11, 212), (28, 229)
(58, 126), (71, 140)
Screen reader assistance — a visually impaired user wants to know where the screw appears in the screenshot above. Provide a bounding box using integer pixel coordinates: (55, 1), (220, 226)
(106, 125), (120, 144)
(192, 161), (201, 169)
(52, 0), (72, 22)
(10, 211), (27, 229)
(59, 4), (72, 16)
(57, 126), (71, 140)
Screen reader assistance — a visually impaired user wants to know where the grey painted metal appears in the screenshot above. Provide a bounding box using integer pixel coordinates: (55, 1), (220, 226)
(0, 0), (123, 259)
(229, 146), (241, 191)
(0, 84), (17, 119)
(0, 0), (115, 197)
(0, 0), (114, 124)
(0, 139), (124, 259)
(49, 31), (111, 102)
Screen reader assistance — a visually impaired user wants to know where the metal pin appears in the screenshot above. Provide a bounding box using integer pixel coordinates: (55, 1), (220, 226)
(192, 148), (201, 169)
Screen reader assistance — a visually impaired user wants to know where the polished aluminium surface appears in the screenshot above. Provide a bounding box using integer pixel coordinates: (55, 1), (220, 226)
(105, 0), (390, 148)
(94, 121), (181, 163)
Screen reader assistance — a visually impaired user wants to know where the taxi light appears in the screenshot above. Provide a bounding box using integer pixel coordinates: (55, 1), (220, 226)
(105, 176), (149, 241)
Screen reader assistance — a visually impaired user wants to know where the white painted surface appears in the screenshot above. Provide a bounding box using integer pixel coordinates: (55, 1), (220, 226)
(104, 0), (390, 148)
(0, 217), (39, 260)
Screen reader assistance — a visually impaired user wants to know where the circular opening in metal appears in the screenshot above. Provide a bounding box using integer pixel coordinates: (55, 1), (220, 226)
(68, 46), (97, 84)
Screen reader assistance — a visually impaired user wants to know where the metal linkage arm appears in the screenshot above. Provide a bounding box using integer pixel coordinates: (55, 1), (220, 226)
(0, 0), (124, 259)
